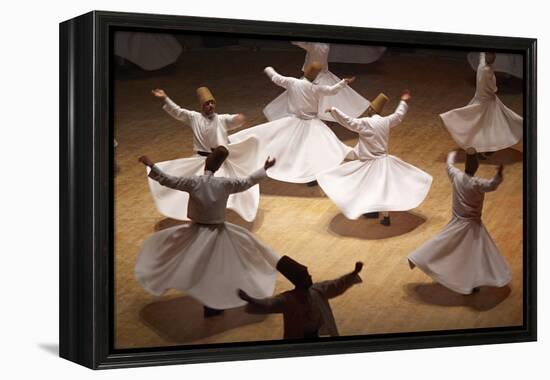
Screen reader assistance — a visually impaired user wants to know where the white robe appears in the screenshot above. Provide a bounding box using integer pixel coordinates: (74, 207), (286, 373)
(407, 152), (512, 295)
(317, 102), (432, 218)
(230, 67), (353, 183)
(467, 52), (523, 79)
(440, 53), (523, 152)
(146, 97), (261, 222)
(136, 166), (280, 309)
(114, 32), (182, 71)
(263, 42), (369, 123)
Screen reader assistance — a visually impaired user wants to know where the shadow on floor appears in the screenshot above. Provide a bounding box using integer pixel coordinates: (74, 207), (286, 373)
(403, 282), (511, 311)
(38, 343), (59, 356)
(328, 211), (426, 240)
(139, 296), (267, 344)
(436, 148), (523, 165)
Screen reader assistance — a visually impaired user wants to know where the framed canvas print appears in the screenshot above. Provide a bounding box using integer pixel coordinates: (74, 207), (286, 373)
(59, 10), (536, 369)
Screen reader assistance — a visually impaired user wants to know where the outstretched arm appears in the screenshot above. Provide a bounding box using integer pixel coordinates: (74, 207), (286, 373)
(387, 90), (411, 128)
(264, 66), (293, 89)
(315, 76), (355, 96)
(313, 262), (363, 299)
(446, 151), (461, 180)
(475, 165), (504, 193)
(326, 107), (371, 135)
(222, 113), (247, 131)
(139, 155), (195, 192)
(152, 89), (194, 124)
(238, 289), (285, 314)
(223, 157), (276, 194)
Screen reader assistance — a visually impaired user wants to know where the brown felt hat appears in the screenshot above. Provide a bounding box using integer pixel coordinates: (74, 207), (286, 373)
(485, 52), (496, 65)
(304, 61), (323, 82)
(369, 93), (389, 114)
(465, 147), (479, 175)
(276, 255), (311, 288)
(196, 86), (215, 106)
(205, 146), (228, 172)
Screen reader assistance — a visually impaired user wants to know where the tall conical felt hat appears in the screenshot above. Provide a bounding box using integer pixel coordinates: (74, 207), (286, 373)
(196, 86), (215, 105)
(485, 52), (496, 65)
(304, 61), (323, 82)
(276, 255), (310, 287)
(205, 146), (229, 172)
(369, 93), (389, 114)
(464, 147), (479, 174)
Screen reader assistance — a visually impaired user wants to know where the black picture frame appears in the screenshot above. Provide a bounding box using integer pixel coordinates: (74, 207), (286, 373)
(59, 10), (537, 369)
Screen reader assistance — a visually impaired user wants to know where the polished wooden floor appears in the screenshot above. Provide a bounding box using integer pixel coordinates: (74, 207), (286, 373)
(113, 46), (524, 349)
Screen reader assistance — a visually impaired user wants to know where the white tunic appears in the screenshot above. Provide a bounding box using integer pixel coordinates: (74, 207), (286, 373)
(407, 152), (512, 295)
(263, 42), (369, 123)
(440, 53), (523, 152)
(136, 166), (280, 309)
(146, 97), (261, 222)
(230, 67), (353, 183)
(114, 32), (182, 71)
(317, 102), (432, 218)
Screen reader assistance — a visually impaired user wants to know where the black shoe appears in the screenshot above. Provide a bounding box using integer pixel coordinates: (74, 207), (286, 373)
(364, 212), (379, 219)
(380, 216), (391, 226)
(203, 306), (224, 318)
(306, 180), (318, 187)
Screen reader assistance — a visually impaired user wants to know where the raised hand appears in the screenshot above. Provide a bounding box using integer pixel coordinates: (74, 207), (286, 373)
(343, 76), (356, 85)
(401, 89), (412, 101)
(264, 156), (276, 170)
(138, 155), (155, 168)
(353, 261), (364, 274)
(151, 88), (167, 99)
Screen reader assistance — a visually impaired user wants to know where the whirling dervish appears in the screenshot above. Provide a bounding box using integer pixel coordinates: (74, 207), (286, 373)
(146, 87), (261, 222)
(136, 148), (281, 317)
(407, 149), (512, 295)
(440, 52), (523, 154)
(263, 41), (370, 123)
(230, 62), (355, 184)
(317, 90), (432, 226)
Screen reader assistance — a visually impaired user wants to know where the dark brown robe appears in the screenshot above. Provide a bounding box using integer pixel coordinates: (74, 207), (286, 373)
(245, 271), (361, 339)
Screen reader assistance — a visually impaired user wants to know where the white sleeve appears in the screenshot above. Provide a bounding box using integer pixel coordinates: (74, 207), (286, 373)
(330, 107), (371, 135)
(162, 97), (194, 125)
(220, 114), (245, 131)
(264, 66), (293, 89)
(314, 79), (347, 96)
(386, 101), (408, 128)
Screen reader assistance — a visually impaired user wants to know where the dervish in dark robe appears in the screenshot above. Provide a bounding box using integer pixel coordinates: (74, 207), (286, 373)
(238, 256), (363, 339)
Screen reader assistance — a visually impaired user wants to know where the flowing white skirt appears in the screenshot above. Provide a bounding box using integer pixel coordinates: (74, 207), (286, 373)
(317, 156), (432, 218)
(230, 116), (353, 183)
(328, 45), (386, 64)
(114, 32), (182, 71)
(146, 136), (261, 222)
(263, 71), (370, 123)
(467, 53), (523, 79)
(407, 217), (512, 295)
(440, 96), (523, 152)
(135, 222), (280, 309)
